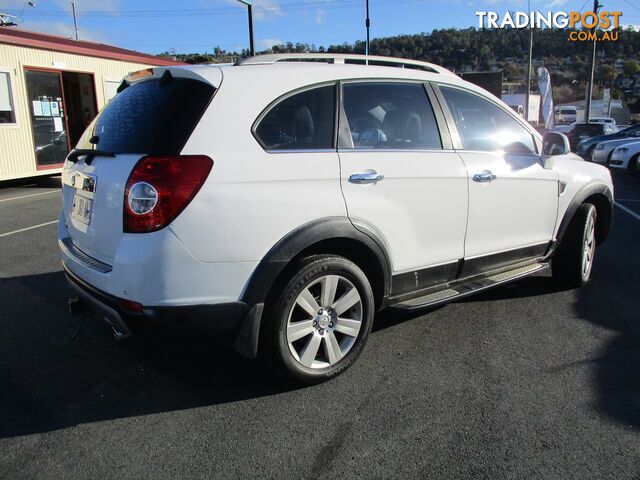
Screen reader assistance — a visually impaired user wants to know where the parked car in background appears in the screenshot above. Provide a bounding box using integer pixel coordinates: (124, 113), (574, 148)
(58, 54), (614, 384)
(509, 104), (525, 117)
(576, 123), (640, 158)
(587, 117), (617, 128)
(555, 106), (577, 125)
(609, 142), (640, 173)
(568, 122), (618, 152)
(554, 123), (575, 134)
(591, 138), (640, 165)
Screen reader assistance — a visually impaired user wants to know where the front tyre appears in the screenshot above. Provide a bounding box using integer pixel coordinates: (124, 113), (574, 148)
(552, 203), (597, 288)
(264, 255), (375, 385)
(627, 154), (640, 176)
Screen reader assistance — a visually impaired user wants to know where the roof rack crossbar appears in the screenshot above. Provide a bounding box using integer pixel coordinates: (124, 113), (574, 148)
(235, 53), (456, 76)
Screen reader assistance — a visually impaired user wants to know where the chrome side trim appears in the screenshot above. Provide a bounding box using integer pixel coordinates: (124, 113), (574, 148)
(265, 149), (338, 154)
(59, 237), (113, 273)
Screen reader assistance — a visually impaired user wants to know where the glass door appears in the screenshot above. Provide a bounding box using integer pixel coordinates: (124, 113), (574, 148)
(25, 69), (70, 168)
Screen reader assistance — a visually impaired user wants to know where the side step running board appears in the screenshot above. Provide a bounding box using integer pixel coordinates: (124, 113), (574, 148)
(391, 263), (548, 311)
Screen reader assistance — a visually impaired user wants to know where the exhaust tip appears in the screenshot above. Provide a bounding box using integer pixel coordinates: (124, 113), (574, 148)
(111, 326), (131, 340)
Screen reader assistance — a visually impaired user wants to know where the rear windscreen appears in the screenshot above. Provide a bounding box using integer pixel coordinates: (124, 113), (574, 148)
(77, 76), (215, 154)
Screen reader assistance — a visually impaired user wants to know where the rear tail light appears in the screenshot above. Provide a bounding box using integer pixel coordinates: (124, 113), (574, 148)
(124, 155), (213, 233)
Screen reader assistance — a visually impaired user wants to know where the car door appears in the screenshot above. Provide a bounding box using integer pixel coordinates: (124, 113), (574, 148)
(338, 81), (469, 295)
(435, 84), (558, 276)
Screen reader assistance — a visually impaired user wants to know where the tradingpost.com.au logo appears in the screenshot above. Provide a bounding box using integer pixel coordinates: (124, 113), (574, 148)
(476, 10), (622, 42)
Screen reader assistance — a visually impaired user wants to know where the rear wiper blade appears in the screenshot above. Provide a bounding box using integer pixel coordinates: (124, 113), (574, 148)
(67, 149), (115, 165)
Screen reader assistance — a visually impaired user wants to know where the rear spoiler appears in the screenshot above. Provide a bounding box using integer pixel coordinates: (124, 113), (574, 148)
(67, 149), (115, 165)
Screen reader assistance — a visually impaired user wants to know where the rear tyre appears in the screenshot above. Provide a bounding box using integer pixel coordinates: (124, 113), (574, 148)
(552, 203), (597, 288)
(262, 255), (375, 385)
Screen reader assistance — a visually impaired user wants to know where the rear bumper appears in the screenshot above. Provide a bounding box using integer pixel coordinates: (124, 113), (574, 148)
(65, 265), (248, 341)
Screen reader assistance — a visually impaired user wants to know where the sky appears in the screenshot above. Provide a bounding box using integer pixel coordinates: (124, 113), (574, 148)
(0, 0), (639, 55)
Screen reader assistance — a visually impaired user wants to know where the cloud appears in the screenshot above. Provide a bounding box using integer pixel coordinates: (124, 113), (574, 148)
(0, 0), (120, 44)
(18, 19), (110, 43)
(315, 9), (326, 25)
(484, 0), (526, 5)
(253, 0), (284, 21)
(259, 37), (284, 50)
(544, 0), (570, 8)
(49, 0), (123, 12)
(219, 0), (283, 21)
(0, 0), (123, 13)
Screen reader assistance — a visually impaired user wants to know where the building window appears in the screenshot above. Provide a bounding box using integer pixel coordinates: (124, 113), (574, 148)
(104, 79), (121, 104)
(0, 71), (16, 124)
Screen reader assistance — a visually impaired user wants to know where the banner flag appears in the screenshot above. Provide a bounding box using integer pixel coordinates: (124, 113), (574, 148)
(537, 67), (554, 130)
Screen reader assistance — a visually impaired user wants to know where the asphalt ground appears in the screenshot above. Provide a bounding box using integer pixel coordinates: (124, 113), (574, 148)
(0, 173), (639, 479)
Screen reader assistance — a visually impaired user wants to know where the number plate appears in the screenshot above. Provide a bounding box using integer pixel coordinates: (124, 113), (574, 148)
(71, 193), (93, 225)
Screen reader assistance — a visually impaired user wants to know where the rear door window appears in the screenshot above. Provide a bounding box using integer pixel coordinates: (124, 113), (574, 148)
(339, 82), (442, 150)
(254, 84), (336, 150)
(77, 75), (215, 154)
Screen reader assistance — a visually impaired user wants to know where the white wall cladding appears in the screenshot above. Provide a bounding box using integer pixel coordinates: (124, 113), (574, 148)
(0, 43), (156, 181)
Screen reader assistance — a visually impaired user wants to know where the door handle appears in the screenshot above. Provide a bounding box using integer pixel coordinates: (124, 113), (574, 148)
(349, 171), (385, 184)
(472, 170), (497, 183)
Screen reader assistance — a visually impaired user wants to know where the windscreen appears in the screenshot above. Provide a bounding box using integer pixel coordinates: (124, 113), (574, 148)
(77, 76), (215, 155)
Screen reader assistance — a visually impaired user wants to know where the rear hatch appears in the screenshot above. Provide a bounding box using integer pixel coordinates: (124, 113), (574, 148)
(61, 68), (219, 264)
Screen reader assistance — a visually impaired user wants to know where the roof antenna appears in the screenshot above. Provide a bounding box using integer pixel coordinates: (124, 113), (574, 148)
(71, 1), (79, 40)
(365, 0), (370, 65)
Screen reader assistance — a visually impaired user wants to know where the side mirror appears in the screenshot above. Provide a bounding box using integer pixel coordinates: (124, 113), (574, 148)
(542, 131), (571, 157)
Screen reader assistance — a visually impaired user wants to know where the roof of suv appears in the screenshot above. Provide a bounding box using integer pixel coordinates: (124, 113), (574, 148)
(167, 54), (484, 98)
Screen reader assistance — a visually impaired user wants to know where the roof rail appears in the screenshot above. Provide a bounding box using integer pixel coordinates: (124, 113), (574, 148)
(235, 53), (457, 76)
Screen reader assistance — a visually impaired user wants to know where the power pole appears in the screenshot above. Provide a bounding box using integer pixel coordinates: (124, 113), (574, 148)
(365, 0), (370, 58)
(237, 1), (254, 57)
(248, 3), (255, 56)
(607, 60), (616, 117)
(71, 1), (78, 40)
(585, 0), (601, 122)
(525, 0), (533, 123)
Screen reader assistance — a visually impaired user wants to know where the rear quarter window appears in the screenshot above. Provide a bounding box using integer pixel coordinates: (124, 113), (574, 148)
(254, 84), (336, 150)
(78, 76), (215, 155)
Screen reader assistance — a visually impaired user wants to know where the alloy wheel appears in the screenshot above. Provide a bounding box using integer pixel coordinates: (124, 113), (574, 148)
(582, 212), (596, 279)
(286, 274), (363, 369)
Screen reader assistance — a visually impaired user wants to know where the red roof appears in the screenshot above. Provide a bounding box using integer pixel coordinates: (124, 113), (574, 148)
(0, 27), (184, 66)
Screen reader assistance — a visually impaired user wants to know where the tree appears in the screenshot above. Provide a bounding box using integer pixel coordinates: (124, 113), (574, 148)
(623, 61), (640, 75)
(599, 64), (614, 82)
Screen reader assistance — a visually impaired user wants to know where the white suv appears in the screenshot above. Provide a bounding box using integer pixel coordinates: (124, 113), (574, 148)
(59, 54), (614, 384)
